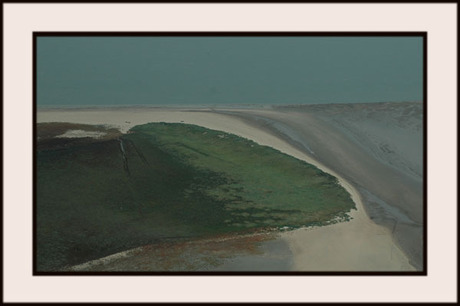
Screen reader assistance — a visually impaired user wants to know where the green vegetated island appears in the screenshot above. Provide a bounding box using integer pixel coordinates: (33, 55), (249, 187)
(36, 122), (355, 271)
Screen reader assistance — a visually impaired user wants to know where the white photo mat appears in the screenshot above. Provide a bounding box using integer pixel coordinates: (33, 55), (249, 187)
(3, 3), (457, 303)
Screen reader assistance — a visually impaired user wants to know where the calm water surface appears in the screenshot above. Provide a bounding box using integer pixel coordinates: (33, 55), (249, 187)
(37, 36), (423, 107)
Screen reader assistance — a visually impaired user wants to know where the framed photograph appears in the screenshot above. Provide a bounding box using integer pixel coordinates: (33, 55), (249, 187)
(33, 31), (426, 276)
(3, 2), (457, 304)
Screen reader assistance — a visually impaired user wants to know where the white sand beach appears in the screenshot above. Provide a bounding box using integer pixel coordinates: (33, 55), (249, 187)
(37, 107), (415, 271)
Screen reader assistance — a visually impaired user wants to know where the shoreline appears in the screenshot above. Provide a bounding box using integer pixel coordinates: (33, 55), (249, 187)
(209, 106), (423, 270)
(37, 107), (416, 271)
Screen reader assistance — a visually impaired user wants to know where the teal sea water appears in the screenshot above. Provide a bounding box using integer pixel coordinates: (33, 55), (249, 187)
(37, 36), (423, 107)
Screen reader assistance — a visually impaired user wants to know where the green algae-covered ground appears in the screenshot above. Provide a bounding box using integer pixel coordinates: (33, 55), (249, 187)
(36, 122), (355, 271)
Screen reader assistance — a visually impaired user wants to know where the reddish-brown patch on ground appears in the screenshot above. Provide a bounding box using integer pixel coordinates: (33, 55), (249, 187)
(69, 231), (277, 272)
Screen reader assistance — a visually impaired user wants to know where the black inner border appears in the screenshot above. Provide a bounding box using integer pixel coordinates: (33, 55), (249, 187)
(32, 31), (428, 276)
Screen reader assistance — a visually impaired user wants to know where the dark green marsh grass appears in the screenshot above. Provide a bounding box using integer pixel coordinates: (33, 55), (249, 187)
(36, 122), (355, 271)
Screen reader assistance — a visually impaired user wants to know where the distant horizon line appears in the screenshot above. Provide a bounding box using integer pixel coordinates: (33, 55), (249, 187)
(36, 100), (423, 110)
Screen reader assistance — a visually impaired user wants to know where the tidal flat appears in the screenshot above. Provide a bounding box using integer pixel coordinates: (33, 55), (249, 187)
(213, 102), (423, 270)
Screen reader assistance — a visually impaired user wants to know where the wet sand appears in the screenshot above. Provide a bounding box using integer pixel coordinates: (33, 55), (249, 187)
(37, 103), (421, 271)
(213, 102), (423, 270)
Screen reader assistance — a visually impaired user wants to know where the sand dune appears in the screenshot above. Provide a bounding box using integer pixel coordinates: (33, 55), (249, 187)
(37, 105), (418, 271)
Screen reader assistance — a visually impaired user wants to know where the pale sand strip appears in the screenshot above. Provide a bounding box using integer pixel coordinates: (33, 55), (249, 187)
(56, 130), (107, 139)
(68, 246), (145, 271)
(38, 109), (415, 271)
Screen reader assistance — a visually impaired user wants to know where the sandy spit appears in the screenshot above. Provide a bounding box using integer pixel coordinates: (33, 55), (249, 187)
(38, 108), (415, 271)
